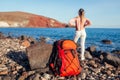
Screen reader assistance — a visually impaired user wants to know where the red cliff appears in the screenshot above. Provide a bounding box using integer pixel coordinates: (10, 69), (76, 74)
(27, 15), (66, 27)
(0, 11), (67, 28)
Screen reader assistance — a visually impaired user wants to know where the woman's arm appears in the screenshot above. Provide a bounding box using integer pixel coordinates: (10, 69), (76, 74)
(69, 18), (76, 27)
(84, 18), (92, 27)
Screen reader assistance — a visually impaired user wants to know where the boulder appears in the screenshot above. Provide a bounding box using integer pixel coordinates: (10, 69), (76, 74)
(111, 50), (120, 55)
(84, 51), (93, 59)
(86, 46), (99, 57)
(26, 42), (52, 72)
(86, 46), (96, 53)
(101, 52), (120, 67)
(101, 39), (112, 44)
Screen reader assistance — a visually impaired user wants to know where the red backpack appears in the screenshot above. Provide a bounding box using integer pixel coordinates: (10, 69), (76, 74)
(49, 40), (82, 77)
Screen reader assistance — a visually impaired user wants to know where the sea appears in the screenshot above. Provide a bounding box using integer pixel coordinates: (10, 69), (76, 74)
(0, 27), (120, 52)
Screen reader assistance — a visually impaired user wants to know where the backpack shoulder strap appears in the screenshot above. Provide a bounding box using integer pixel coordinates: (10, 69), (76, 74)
(49, 41), (58, 66)
(49, 40), (63, 68)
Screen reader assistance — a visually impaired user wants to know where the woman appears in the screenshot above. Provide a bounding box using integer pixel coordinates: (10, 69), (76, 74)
(69, 8), (91, 60)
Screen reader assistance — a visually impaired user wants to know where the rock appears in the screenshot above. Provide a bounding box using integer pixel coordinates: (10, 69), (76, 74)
(18, 72), (28, 80)
(19, 35), (37, 45)
(18, 76), (26, 80)
(86, 46), (99, 57)
(39, 36), (46, 43)
(101, 74), (107, 80)
(101, 39), (112, 44)
(0, 32), (6, 39)
(94, 68), (101, 74)
(0, 64), (8, 75)
(27, 37), (37, 44)
(1, 76), (11, 80)
(86, 46), (96, 53)
(0, 35), (119, 79)
(0, 77), (2, 80)
(21, 40), (31, 48)
(104, 62), (114, 69)
(32, 73), (40, 80)
(89, 60), (95, 66)
(111, 50), (120, 55)
(27, 71), (35, 76)
(106, 70), (111, 76)
(57, 76), (65, 80)
(0, 69), (8, 75)
(43, 73), (52, 80)
(81, 72), (86, 79)
(16, 66), (23, 71)
(102, 52), (120, 67)
(85, 51), (93, 59)
(26, 42), (52, 72)
(88, 60), (98, 68)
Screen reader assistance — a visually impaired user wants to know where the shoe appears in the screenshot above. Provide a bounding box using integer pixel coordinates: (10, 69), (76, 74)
(81, 56), (85, 60)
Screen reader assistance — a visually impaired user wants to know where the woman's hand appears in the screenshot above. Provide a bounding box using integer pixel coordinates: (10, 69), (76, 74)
(84, 19), (92, 27)
(69, 18), (76, 27)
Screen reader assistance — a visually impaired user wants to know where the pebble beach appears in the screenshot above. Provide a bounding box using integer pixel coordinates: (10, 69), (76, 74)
(0, 33), (120, 80)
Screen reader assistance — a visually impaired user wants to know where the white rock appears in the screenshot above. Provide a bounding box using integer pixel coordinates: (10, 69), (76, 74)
(0, 21), (9, 27)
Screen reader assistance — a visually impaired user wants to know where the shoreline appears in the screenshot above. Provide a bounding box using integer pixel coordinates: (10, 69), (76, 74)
(0, 33), (120, 79)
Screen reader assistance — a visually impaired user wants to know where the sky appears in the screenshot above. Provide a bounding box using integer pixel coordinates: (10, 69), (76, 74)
(0, 0), (120, 28)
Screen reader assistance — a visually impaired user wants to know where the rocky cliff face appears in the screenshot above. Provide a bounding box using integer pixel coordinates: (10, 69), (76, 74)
(0, 11), (67, 28)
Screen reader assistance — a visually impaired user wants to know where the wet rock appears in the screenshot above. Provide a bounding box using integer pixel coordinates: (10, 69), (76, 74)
(101, 39), (112, 44)
(111, 50), (120, 55)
